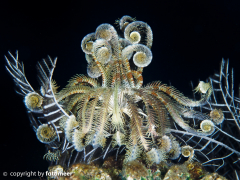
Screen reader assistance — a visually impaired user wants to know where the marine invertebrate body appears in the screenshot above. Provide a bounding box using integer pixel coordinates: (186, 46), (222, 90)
(5, 15), (240, 179)
(43, 150), (61, 162)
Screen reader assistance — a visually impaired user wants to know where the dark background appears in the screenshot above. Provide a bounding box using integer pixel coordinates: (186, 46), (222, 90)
(1, 0), (240, 179)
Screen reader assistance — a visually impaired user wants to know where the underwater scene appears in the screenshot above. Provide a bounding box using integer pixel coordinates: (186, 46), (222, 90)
(4, 14), (240, 180)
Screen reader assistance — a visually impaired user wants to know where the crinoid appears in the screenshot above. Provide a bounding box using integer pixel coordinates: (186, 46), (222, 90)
(43, 150), (61, 162)
(5, 15), (240, 179)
